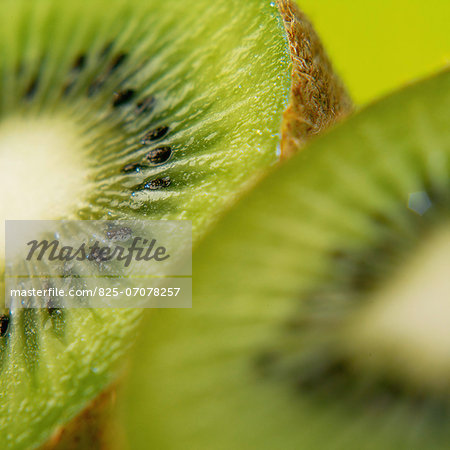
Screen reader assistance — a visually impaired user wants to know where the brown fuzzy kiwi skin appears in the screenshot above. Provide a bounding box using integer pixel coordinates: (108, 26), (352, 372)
(38, 2), (352, 448)
(277, 0), (353, 158)
(38, 382), (126, 450)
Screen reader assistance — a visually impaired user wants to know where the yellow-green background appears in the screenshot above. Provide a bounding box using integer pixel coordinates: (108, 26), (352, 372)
(297, 0), (449, 104)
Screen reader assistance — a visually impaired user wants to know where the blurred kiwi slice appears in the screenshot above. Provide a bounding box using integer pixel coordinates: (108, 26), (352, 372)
(125, 70), (450, 449)
(0, 0), (351, 448)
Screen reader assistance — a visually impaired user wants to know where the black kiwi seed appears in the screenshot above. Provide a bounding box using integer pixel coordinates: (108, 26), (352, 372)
(296, 358), (349, 391)
(62, 81), (75, 96)
(87, 51), (128, 97)
(99, 41), (114, 59)
(72, 54), (87, 72)
(25, 75), (39, 100)
(122, 162), (145, 173)
(48, 308), (63, 319)
(88, 246), (111, 263)
(141, 126), (170, 144)
(62, 54), (87, 96)
(0, 315), (10, 337)
(47, 301), (62, 317)
(136, 176), (171, 191)
(144, 146), (172, 165)
(105, 226), (133, 242)
(112, 88), (136, 107)
(109, 53), (127, 73)
(135, 96), (155, 115)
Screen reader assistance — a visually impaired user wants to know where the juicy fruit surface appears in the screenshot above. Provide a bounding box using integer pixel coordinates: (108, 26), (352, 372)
(0, 0), (290, 236)
(0, 0), (291, 448)
(126, 71), (450, 449)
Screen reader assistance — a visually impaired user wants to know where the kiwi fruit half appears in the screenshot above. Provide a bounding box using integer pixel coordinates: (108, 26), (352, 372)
(125, 70), (450, 449)
(0, 0), (351, 448)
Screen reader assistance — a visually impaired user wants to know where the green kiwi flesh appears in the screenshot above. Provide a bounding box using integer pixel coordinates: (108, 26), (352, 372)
(0, 0), (311, 448)
(125, 70), (450, 449)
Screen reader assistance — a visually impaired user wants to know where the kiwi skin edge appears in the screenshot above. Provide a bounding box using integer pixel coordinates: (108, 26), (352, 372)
(277, 0), (353, 158)
(38, 383), (126, 450)
(35, 1), (352, 448)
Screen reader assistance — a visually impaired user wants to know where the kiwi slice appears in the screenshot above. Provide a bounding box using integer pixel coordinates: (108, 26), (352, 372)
(125, 70), (450, 449)
(0, 0), (351, 448)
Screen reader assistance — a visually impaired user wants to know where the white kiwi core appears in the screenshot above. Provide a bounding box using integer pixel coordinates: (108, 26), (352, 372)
(346, 225), (450, 391)
(0, 117), (88, 283)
